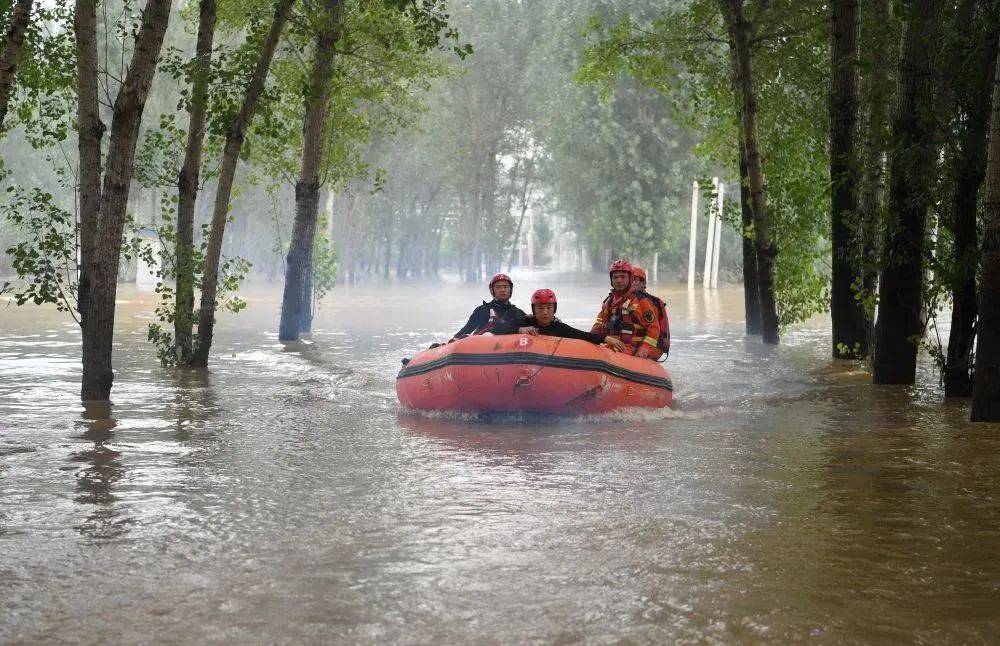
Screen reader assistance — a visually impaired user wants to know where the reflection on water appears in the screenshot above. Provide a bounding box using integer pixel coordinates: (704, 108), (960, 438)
(2, 272), (1000, 642)
(71, 402), (127, 539)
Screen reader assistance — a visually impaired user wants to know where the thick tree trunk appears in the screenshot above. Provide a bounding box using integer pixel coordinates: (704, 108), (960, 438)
(944, 7), (998, 397)
(857, 0), (894, 359)
(278, 0), (341, 341)
(722, 0), (779, 343)
(175, 0), (216, 366)
(872, 0), (943, 385)
(729, 38), (761, 336)
(830, 0), (868, 358)
(78, 0), (173, 401)
(971, 44), (1000, 421)
(192, 0), (295, 366)
(0, 0), (33, 129)
(739, 142), (762, 335)
(75, 0), (102, 328)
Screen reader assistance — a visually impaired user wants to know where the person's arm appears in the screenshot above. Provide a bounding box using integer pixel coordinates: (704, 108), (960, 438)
(549, 320), (619, 346)
(453, 305), (488, 338)
(492, 313), (529, 335)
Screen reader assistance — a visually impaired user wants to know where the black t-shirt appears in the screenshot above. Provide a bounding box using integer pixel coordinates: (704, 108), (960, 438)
(495, 315), (607, 345)
(454, 300), (526, 337)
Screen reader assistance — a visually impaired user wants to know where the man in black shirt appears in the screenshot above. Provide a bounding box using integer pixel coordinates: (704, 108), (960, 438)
(497, 289), (627, 352)
(449, 273), (527, 341)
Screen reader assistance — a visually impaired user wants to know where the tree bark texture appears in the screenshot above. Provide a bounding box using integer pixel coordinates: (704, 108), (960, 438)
(739, 141), (762, 335)
(857, 0), (894, 361)
(0, 0), (33, 129)
(944, 5), (998, 397)
(872, 0), (943, 385)
(721, 0), (779, 344)
(971, 41), (1000, 421)
(830, 0), (868, 358)
(192, 0), (296, 366)
(75, 0), (102, 335)
(174, 0), (216, 366)
(279, 0), (341, 341)
(728, 37), (761, 336)
(78, 0), (173, 402)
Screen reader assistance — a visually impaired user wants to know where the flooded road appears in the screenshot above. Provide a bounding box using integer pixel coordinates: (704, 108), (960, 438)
(2, 271), (999, 643)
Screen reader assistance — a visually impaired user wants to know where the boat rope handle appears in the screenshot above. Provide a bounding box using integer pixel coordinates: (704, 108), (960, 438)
(517, 336), (563, 386)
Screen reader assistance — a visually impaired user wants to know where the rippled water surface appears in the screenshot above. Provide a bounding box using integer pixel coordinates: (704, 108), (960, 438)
(2, 272), (999, 643)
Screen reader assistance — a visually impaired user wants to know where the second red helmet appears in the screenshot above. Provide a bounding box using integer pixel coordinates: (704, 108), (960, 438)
(531, 288), (557, 309)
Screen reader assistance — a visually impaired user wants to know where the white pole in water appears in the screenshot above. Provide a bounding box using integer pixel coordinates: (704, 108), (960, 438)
(711, 180), (724, 289)
(703, 178), (718, 288)
(688, 180), (699, 290)
(653, 251), (659, 284)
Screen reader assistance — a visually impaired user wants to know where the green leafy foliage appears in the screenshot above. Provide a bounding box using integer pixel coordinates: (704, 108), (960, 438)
(1, 185), (78, 319)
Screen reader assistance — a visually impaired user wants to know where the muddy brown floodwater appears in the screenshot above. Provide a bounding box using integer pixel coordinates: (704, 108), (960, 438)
(2, 270), (999, 643)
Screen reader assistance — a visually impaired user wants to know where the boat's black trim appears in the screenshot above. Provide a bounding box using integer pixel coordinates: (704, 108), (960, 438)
(397, 351), (673, 390)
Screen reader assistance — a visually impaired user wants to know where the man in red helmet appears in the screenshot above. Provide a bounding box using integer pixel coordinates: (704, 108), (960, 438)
(591, 260), (662, 360)
(449, 273), (526, 341)
(496, 289), (627, 351)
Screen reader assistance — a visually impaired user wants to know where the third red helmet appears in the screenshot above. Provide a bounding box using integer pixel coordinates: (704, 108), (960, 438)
(531, 288), (557, 310)
(631, 266), (647, 281)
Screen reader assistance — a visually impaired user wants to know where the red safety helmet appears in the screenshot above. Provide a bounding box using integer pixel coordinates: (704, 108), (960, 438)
(631, 266), (647, 282)
(609, 259), (632, 276)
(609, 259), (632, 287)
(489, 273), (513, 295)
(531, 288), (558, 312)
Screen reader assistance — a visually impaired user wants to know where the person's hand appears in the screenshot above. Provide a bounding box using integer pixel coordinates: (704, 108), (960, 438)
(636, 344), (651, 359)
(519, 326), (539, 336)
(605, 336), (626, 352)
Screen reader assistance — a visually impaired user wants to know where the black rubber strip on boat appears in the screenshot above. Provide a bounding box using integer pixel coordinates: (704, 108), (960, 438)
(397, 351), (673, 391)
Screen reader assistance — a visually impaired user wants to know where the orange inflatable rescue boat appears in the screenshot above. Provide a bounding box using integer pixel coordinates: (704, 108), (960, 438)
(397, 334), (673, 414)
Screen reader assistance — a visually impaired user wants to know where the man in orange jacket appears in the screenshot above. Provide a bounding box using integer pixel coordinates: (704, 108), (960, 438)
(591, 260), (662, 360)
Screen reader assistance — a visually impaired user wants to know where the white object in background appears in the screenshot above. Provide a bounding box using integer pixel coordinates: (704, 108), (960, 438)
(711, 180), (724, 289)
(688, 181), (699, 290)
(135, 227), (160, 292)
(652, 251), (659, 283)
(703, 178), (718, 288)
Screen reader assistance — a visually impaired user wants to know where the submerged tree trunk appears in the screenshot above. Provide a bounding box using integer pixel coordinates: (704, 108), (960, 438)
(0, 0), (33, 129)
(192, 0), (295, 366)
(830, 0), (868, 358)
(175, 0), (216, 366)
(721, 0), (779, 343)
(971, 42), (1000, 421)
(78, 0), (173, 401)
(872, 0), (942, 385)
(944, 6), (998, 397)
(279, 0), (341, 341)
